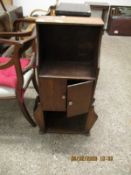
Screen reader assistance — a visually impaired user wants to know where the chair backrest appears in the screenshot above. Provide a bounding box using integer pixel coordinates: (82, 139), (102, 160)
(0, 0), (7, 11)
(0, 0), (11, 33)
(0, 35), (36, 89)
(0, 13), (12, 33)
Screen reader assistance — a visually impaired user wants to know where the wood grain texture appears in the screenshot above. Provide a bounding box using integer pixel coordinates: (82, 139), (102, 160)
(67, 81), (93, 117)
(85, 106), (98, 133)
(35, 16), (103, 133)
(34, 102), (45, 132)
(39, 78), (67, 111)
(37, 16), (104, 26)
(39, 61), (96, 80)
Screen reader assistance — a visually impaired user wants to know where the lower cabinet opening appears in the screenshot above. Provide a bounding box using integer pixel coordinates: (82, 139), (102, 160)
(44, 111), (87, 133)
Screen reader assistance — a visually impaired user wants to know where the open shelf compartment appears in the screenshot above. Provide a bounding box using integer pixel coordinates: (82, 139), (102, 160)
(39, 61), (96, 80)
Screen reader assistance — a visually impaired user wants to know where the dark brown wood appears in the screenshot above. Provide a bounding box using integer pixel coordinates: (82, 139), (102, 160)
(39, 78), (66, 111)
(39, 61), (96, 80)
(34, 100), (45, 132)
(44, 111), (87, 134)
(0, 22), (38, 127)
(67, 81), (93, 117)
(0, 6), (23, 33)
(85, 106), (98, 133)
(0, 7), (34, 54)
(0, 0), (7, 11)
(107, 6), (131, 36)
(0, 13), (11, 33)
(16, 90), (36, 127)
(35, 16), (103, 134)
(0, 19), (35, 37)
(32, 73), (39, 93)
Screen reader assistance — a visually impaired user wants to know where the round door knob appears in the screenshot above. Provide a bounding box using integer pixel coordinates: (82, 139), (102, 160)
(68, 101), (73, 106)
(62, 95), (66, 100)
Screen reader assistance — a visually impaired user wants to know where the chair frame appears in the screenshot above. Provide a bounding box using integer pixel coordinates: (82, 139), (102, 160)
(0, 19), (38, 127)
(0, 0), (7, 11)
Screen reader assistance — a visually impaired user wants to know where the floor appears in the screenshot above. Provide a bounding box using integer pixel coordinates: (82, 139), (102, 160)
(0, 33), (131, 175)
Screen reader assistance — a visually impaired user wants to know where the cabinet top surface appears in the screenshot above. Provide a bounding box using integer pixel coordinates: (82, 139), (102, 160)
(36, 16), (104, 26)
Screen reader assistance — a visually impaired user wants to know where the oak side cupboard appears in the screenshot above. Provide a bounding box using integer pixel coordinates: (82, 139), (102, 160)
(34, 16), (104, 134)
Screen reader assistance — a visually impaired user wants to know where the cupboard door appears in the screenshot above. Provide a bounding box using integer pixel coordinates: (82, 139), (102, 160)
(39, 78), (66, 111)
(67, 81), (93, 117)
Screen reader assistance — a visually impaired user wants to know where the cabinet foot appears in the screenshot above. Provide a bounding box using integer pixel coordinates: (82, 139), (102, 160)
(84, 131), (90, 136)
(85, 106), (98, 133)
(34, 97), (45, 133)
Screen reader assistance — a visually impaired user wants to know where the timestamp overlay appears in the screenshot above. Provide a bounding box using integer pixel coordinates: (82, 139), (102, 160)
(71, 155), (113, 162)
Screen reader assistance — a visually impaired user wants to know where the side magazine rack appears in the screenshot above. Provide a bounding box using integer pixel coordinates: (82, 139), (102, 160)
(34, 16), (104, 134)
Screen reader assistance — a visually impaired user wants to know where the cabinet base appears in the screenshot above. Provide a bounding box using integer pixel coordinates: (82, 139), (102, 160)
(34, 97), (98, 134)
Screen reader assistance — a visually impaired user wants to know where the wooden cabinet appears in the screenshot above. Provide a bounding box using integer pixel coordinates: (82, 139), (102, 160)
(34, 16), (103, 134)
(107, 6), (131, 36)
(39, 78), (93, 116)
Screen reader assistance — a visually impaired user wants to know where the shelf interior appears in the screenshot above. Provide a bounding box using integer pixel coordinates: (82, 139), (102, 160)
(39, 61), (96, 80)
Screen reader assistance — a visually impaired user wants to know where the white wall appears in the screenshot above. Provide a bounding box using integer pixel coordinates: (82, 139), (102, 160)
(13, 0), (131, 16)
(13, 0), (56, 16)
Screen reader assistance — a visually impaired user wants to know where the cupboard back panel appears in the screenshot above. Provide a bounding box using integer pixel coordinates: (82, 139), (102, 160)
(37, 24), (101, 66)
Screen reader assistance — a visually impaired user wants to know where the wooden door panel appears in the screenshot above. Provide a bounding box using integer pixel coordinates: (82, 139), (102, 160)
(39, 78), (67, 111)
(67, 81), (93, 117)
